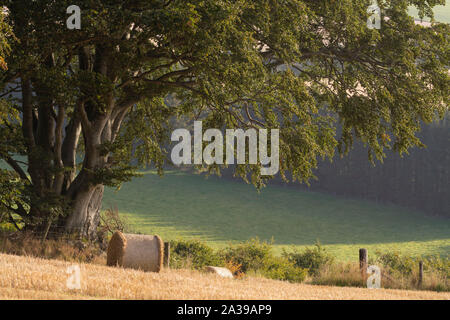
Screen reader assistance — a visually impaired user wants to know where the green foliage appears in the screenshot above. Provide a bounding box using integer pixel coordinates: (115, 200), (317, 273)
(0, 10), (12, 70)
(364, 251), (450, 291)
(169, 238), (307, 283)
(0, 222), (16, 233)
(0, 168), (27, 230)
(261, 256), (308, 283)
(373, 251), (415, 275)
(284, 242), (335, 276)
(221, 238), (307, 283)
(170, 239), (224, 270)
(0, 0), (448, 234)
(424, 255), (450, 278)
(373, 250), (450, 279)
(220, 238), (273, 273)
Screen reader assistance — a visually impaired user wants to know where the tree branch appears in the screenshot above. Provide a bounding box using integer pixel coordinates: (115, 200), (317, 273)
(7, 211), (21, 231)
(4, 155), (29, 182)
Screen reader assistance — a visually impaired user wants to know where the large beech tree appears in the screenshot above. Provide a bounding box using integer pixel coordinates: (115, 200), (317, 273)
(0, 0), (448, 239)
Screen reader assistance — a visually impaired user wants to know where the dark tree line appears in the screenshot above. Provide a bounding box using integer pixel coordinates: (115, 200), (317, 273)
(292, 117), (449, 217)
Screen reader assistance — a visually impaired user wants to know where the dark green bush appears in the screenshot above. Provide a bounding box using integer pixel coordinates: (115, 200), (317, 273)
(374, 251), (450, 279)
(373, 251), (415, 275)
(422, 255), (450, 278)
(284, 242), (335, 276)
(370, 251), (449, 291)
(169, 239), (224, 270)
(220, 238), (272, 273)
(262, 256), (308, 283)
(220, 238), (307, 283)
(169, 238), (307, 283)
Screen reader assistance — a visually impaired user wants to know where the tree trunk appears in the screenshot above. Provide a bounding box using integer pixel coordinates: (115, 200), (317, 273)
(64, 184), (104, 240)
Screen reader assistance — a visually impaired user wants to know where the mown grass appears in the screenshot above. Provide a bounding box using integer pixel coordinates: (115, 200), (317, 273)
(102, 170), (450, 261)
(1, 253), (448, 300)
(1, 230), (446, 293)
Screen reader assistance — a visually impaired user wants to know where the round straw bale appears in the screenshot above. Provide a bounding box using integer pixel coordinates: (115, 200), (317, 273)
(106, 231), (127, 267)
(106, 231), (164, 272)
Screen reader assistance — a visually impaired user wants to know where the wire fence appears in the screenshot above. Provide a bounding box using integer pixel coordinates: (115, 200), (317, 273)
(1, 226), (105, 243)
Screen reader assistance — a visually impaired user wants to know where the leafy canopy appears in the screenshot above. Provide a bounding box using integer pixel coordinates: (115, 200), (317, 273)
(0, 0), (448, 193)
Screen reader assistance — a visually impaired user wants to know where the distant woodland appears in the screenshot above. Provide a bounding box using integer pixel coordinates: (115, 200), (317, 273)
(187, 114), (449, 217)
(285, 116), (449, 217)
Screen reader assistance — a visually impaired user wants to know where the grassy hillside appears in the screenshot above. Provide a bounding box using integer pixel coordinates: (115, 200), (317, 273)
(3, 157), (445, 261)
(103, 170), (450, 261)
(0, 253), (448, 300)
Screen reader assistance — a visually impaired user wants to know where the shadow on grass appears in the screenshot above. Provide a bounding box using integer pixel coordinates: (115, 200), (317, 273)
(103, 171), (450, 249)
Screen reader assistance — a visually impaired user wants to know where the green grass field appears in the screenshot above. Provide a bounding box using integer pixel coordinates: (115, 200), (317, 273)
(103, 170), (450, 261)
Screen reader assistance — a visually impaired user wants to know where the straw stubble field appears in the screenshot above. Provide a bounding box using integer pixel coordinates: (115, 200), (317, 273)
(0, 253), (448, 300)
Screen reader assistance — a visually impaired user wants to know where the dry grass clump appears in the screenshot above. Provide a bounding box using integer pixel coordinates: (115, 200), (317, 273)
(310, 262), (365, 288)
(0, 253), (448, 300)
(0, 232), (106, 265)
(309, 262), (449, 292)
(380, 266), (449, 292)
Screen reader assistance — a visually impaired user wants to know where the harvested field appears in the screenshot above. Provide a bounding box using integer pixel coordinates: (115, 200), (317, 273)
(0, 253), (448, 300)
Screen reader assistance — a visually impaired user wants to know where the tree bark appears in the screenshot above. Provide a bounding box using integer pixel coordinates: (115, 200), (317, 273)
(64, 184), (104, 240)
(17, 46), (128, 239)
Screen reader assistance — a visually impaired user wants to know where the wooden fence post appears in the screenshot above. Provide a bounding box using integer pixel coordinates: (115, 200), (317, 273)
(359, 248), (368, 280)
(163, 242), (170, 268)
(418, 261), (423, 287)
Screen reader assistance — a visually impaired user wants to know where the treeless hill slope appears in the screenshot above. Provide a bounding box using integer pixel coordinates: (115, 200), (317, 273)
(0, 253), (448, 300)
